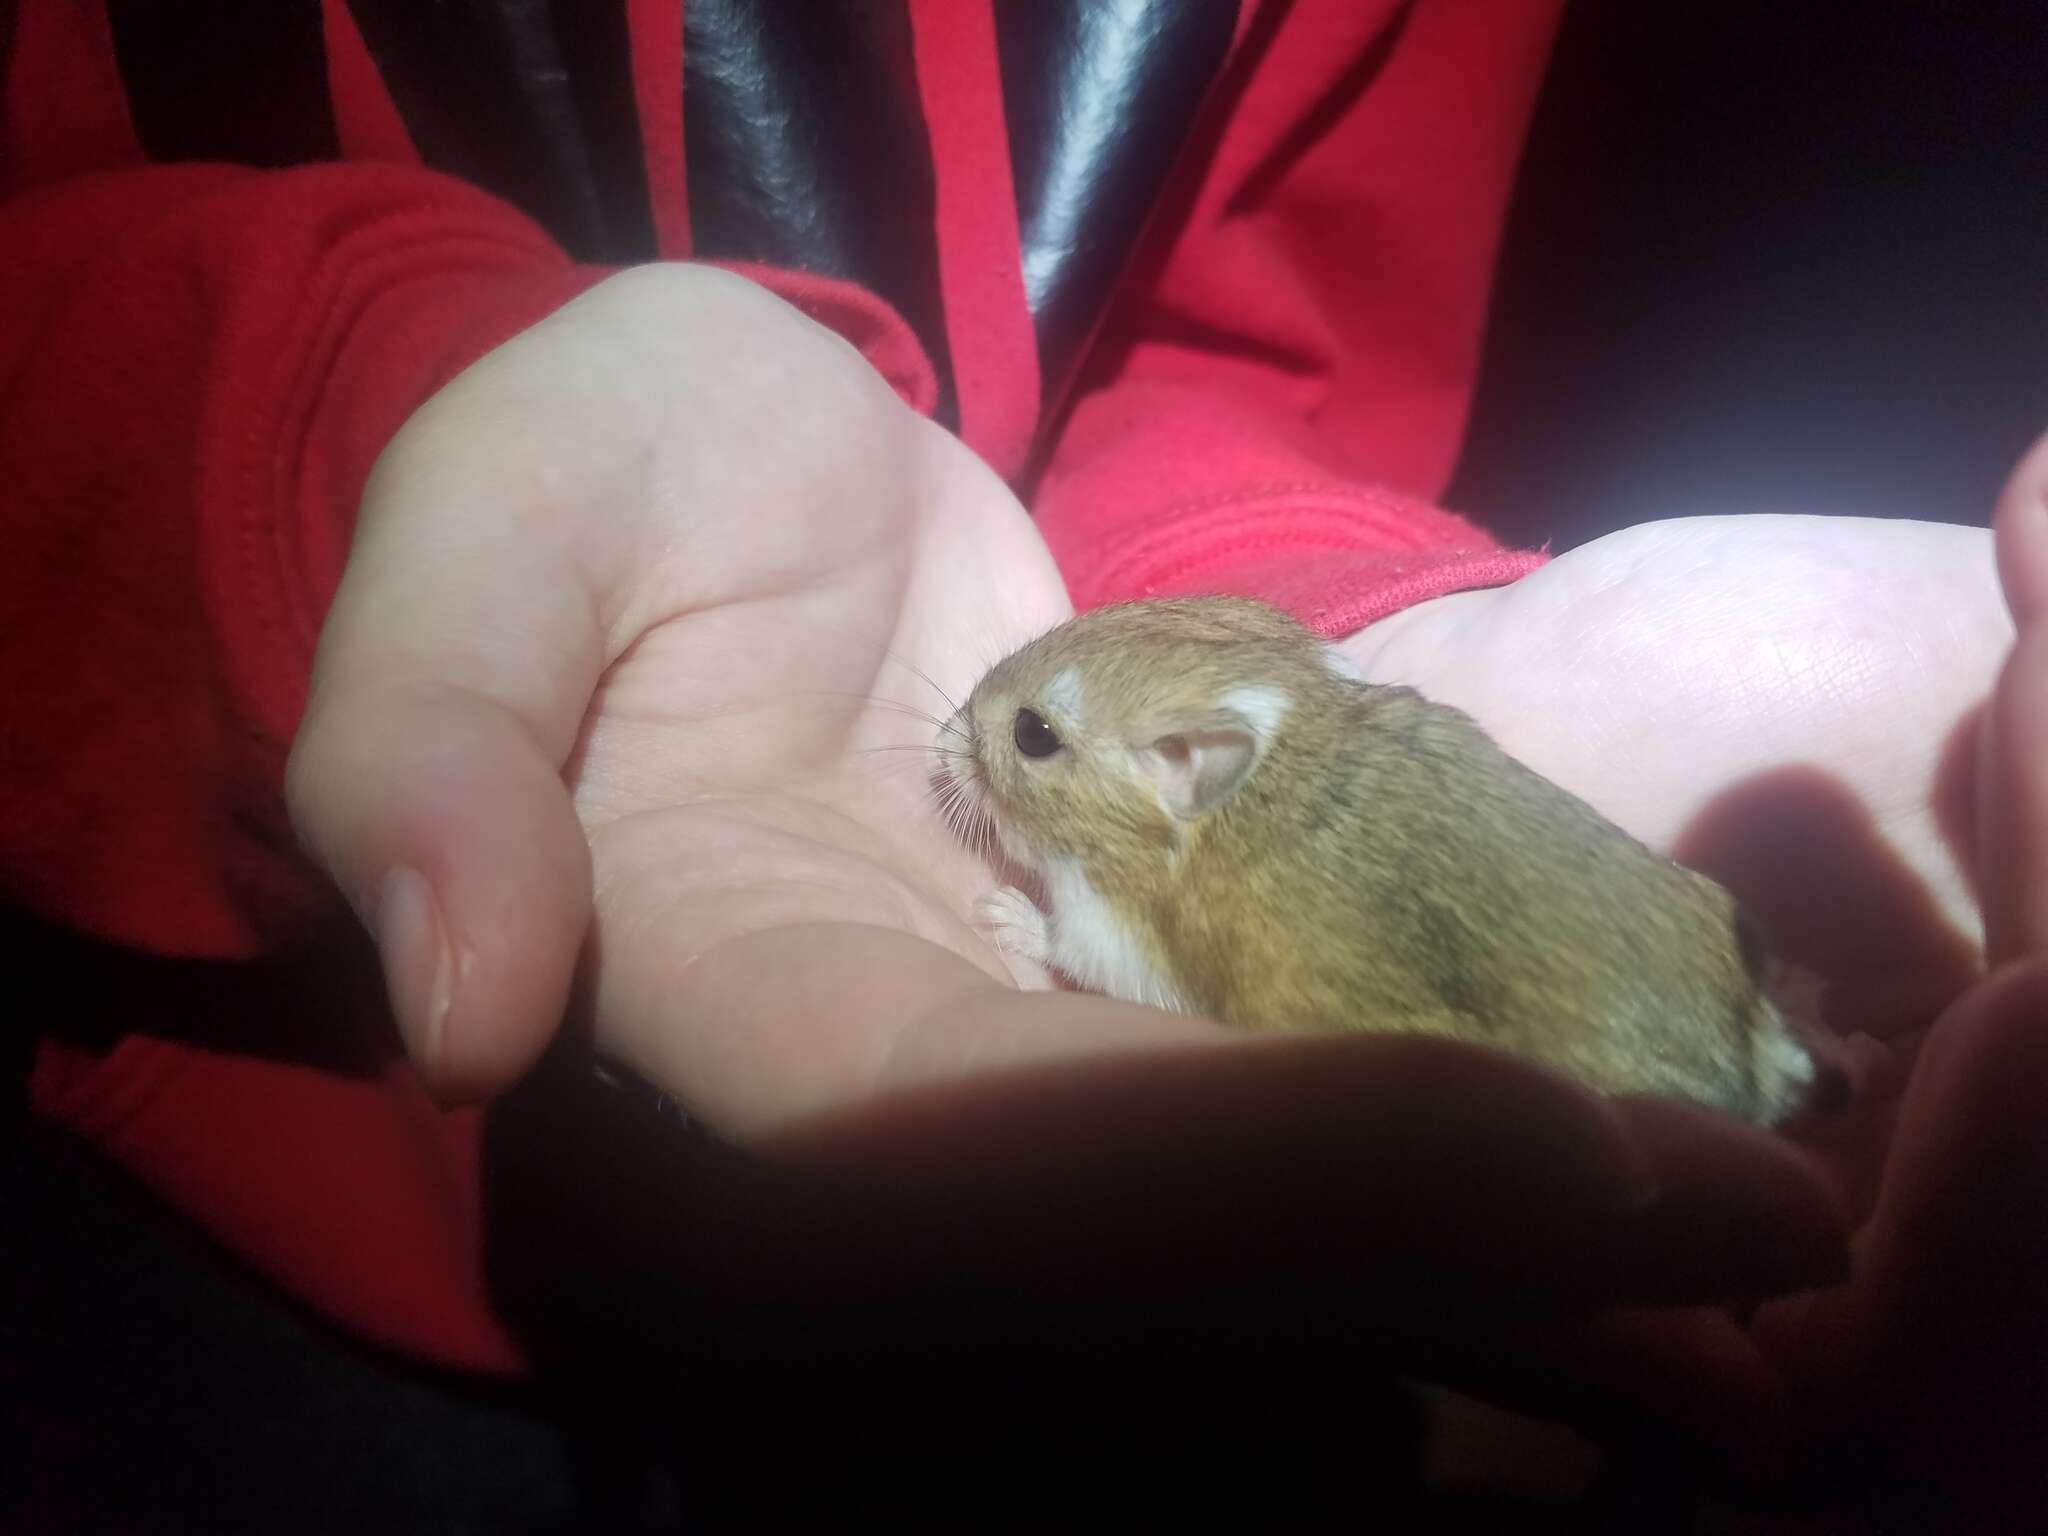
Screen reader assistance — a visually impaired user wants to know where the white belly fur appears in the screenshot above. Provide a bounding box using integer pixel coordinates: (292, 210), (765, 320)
(1043, 855), (1186, 1014)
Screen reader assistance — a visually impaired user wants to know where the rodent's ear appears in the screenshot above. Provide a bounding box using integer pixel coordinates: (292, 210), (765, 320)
(1134, 686), (1287, 820)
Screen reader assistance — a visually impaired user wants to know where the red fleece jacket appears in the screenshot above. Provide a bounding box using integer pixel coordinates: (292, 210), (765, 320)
(1, 0), (1560, 1371)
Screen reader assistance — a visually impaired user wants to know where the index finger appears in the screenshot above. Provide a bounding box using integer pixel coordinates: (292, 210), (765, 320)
(656, 924), (1846, 1310)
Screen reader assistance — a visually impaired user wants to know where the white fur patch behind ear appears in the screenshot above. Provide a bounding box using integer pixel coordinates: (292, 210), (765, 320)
(1219, 685), (1290, 739)
(1321, 643), (1367, 683)
(1135, 685), (1290, 820)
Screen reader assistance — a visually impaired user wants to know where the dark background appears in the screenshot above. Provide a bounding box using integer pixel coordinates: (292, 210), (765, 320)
(1450, 0), (2046, 550)
(7, 2), (2046, 1530)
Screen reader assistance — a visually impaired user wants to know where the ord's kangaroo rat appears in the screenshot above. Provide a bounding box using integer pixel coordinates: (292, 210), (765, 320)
(940, 597), (1837, 1127)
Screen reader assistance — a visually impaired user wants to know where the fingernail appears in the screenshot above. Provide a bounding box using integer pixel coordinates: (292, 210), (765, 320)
(375, 866), (455, 1070)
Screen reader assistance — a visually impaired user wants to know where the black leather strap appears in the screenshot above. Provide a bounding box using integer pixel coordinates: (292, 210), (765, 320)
(995, 0), (1236, 412)
(348, 0), (655, 262)
(681, 0), (957, 427)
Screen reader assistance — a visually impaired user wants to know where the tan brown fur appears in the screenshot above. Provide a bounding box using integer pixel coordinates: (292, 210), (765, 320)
(955, 596), (1821, 1126)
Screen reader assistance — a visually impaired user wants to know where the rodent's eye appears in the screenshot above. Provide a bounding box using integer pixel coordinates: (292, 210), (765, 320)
(1012, 707), (1064, 759)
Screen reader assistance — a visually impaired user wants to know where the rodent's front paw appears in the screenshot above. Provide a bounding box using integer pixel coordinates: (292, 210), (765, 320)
(972, 886), (1051, 967)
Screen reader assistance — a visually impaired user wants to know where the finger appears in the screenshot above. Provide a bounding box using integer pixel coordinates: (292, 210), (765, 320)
(502, 1043), (1798, 1463)
(1747, 969), (2048, 1420)
(1978, 621), (2048, 965)
(1982, 430), (2048, 966)
(288, 685), (593, 1100)
(1420, 1303), (1792, 1479)
(1993, 427), (2048, 628)
(287, 421), (609, 1101)
(1564, 1305), (1789, 1463)
(1855, 958), (2048, 1334)
(742, 964), (1846, 1310)
(1750, 961), (2048, 1520)
(769, 1007), (1662, 1231)
(1598, 1095), (1849, 1301)
(640, 918), (1653, 1231)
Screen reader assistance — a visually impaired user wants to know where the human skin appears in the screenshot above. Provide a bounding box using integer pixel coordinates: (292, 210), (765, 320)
(287, 264), (2039, 1455)
(1347, 438), (2048, 1502)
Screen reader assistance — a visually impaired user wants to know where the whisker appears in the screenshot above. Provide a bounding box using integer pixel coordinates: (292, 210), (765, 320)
(858, 755), (939, 785)
(924, 771), (1002, 865)
(802, 691), (952, 730)
(883, 649), (961, 715)
(871, 705), (950, 730)
(932, 778), (975, 843)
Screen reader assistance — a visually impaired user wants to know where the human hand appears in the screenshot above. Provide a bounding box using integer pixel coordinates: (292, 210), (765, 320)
(1328, 499), (2010, 1458)
(1737, 433), (2048, 1522)
(286, 262), (1119, 1119)
(1337, 451), (2046, 1497)
(287, 265), (1843, 1429)
(1342, 510), (2011, 1052)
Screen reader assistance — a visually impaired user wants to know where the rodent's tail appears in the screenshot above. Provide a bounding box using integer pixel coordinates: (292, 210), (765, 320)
(1751, 963), (1850, 1126)
(1750, 1011), (1848, 1126)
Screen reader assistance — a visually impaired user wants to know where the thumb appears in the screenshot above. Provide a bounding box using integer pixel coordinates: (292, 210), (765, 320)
(1982, 428), (2048, 966)
(1992, 427), (2048, 630)
(289, 683), (593, 1101)
(287, 425), (608, 1102)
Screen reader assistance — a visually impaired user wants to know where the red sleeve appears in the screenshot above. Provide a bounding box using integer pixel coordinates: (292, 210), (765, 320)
(0, 162), (605, 953)
(1030, 0), (1566, 637)
(0, 163), (612, 1370)
(0, 160), (943, 1371)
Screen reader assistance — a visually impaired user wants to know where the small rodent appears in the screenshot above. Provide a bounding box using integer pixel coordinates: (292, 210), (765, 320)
(939, 596), (1837, 1127)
